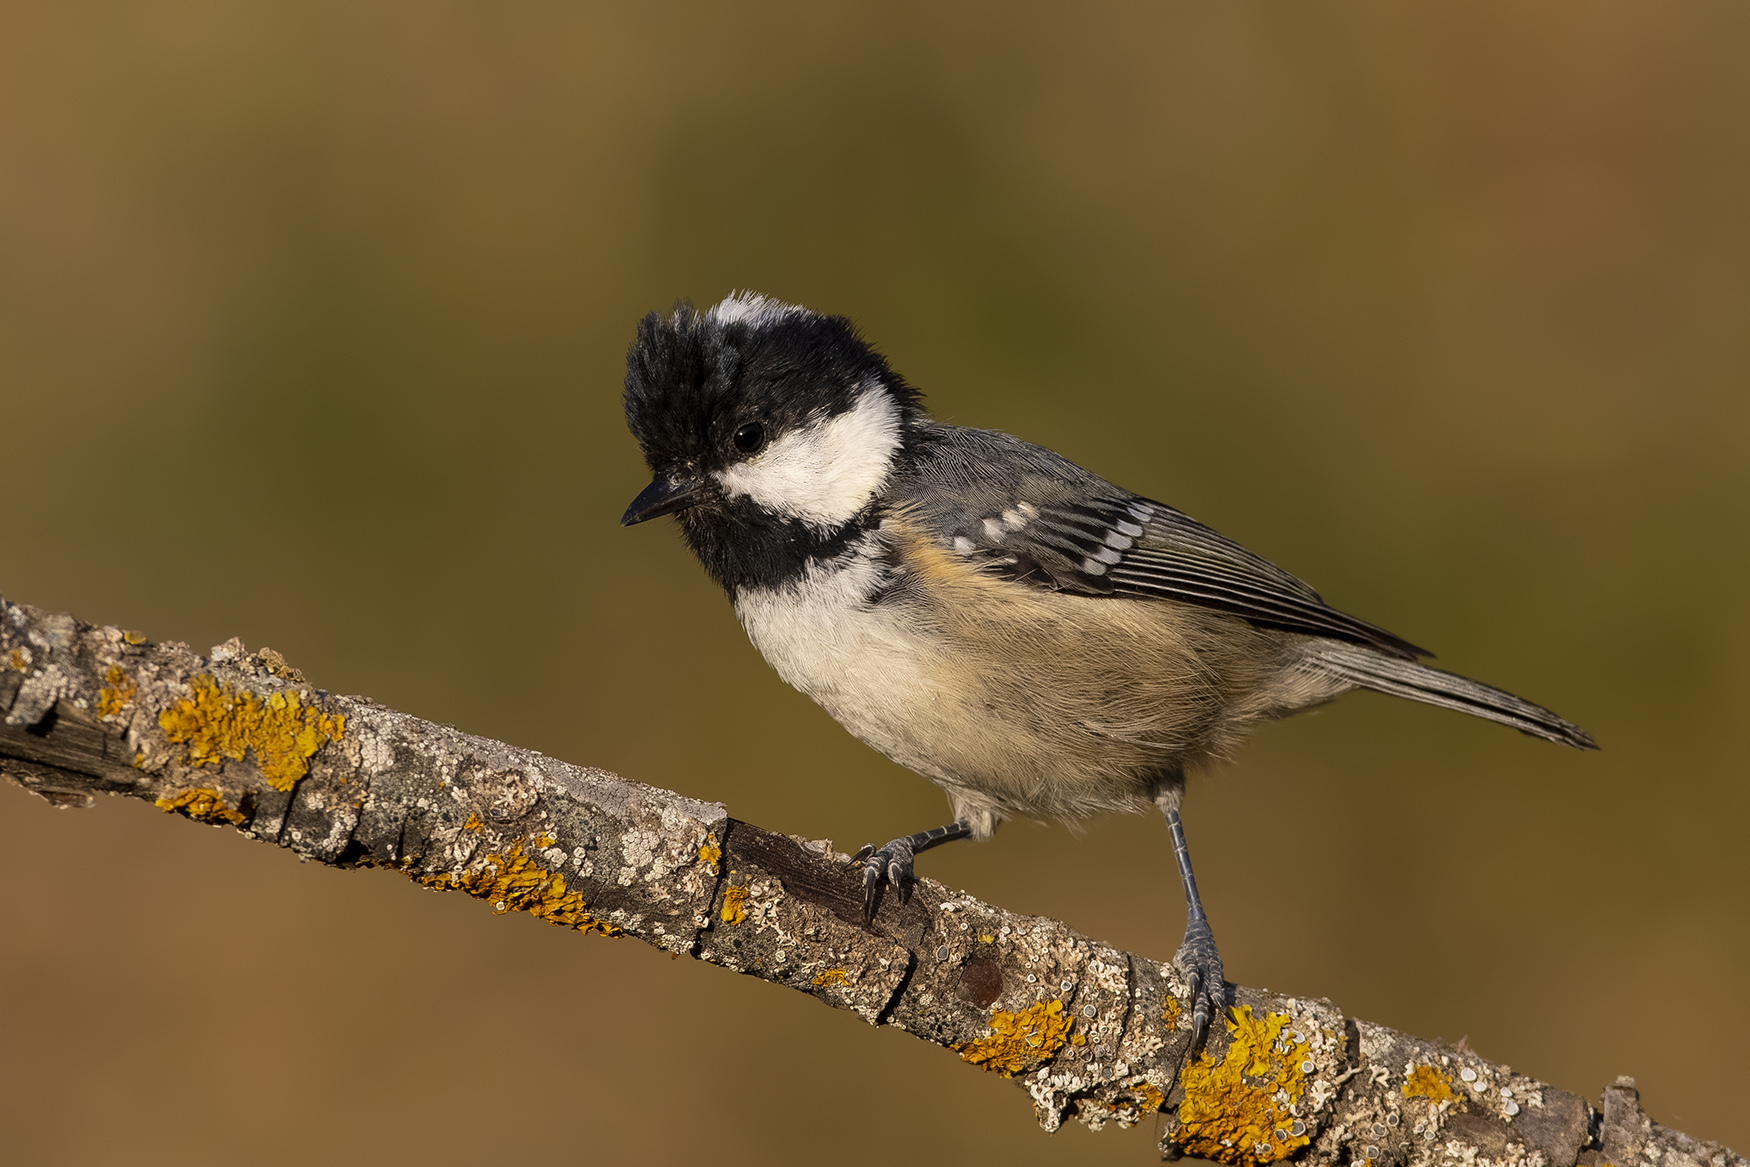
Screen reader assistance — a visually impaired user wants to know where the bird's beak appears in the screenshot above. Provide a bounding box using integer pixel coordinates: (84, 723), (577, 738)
(621, 475), (707, 526)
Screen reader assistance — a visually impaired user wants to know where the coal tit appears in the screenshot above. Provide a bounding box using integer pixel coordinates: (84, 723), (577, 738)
(621, 292), (1595, 1047)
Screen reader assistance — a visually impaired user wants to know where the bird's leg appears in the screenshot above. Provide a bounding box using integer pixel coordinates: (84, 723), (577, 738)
(1158, 790), (1225, 1051)
(854, 820), (972, 923)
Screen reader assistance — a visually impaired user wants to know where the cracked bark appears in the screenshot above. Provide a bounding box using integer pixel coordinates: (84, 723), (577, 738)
(0, 594), (1738, 1167)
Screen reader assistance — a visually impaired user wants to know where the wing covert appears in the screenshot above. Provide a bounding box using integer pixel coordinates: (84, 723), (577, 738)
(937, 490), (1428, 660)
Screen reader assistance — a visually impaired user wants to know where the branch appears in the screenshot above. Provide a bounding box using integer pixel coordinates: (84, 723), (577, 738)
(0, 594), (1737, 1167)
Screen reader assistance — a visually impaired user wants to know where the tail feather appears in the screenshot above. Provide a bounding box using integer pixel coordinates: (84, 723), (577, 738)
(1313, 644), (1597, 750)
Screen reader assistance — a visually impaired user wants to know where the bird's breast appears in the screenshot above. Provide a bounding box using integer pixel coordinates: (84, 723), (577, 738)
(732, 537), (948, 771)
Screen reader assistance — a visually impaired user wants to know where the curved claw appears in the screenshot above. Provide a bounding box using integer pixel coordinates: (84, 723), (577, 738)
(858, 848), (882, 922)
(1185, 964), (1207, 1048)
(856, 837), (918, 923)
(1174, 919), (1226, 1055)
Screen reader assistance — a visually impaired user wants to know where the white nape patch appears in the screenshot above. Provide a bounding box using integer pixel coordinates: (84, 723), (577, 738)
(705, 291), (809, 329)
(714, 388), (902, 530)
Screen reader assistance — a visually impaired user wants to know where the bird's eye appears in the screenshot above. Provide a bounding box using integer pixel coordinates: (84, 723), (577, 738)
(733, 422), (766, 454)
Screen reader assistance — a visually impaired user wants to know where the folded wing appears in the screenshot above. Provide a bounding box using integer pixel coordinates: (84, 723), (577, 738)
(901, 425), (1428, 660)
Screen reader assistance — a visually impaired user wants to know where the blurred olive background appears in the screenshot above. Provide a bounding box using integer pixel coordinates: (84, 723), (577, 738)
(2, 3), (1747, 1163)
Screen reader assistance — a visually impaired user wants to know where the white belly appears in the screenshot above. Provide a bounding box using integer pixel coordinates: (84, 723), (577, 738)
(733, 543), (955, 782)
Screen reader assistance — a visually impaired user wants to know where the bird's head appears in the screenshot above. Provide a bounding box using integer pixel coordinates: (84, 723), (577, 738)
(621, 293), (923, 536)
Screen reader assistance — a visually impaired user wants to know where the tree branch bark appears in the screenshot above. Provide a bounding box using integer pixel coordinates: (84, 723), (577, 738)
(0, 594), (1737, 1167)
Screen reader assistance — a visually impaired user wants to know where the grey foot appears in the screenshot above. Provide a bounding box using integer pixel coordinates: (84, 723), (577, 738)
(853, 836), (917, 923)
(1173, 917), (1226, 1051)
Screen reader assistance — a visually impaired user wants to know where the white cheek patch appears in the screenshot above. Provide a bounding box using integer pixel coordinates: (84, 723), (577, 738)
(714, 389), (902, 530)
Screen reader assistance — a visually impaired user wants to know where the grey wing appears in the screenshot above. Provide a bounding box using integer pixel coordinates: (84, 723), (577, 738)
(897, 424), (1430, 661)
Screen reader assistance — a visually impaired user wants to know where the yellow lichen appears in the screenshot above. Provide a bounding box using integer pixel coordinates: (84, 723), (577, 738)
(463, 813), (483, 832)
(812, 969), (850, 987)
(123, 630), (148, 645)
(155, 788), (248, 827)
(1163, 993), (1183, 1029)
(1171, 1006), (1312, 1165)
(1403, 1064), (1454, 1104)
(98, 666), (136, 719)
(533, 831), (556, 848)
(720, 885), (749, 925)
(158, 674), (345, 792)
(419, 839), (620, 936)
(698, 840), (721, 867)
(956, 999), (1074, 1077)
(1133, 1081), (1167, 1114)
(8, 648), (26, 670)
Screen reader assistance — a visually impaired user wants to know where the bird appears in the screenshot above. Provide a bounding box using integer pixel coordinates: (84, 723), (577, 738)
(619, 291), (1596, 1049)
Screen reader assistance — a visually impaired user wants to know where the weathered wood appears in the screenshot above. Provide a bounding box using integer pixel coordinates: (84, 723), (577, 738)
(0, 594), (1739, 1166)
